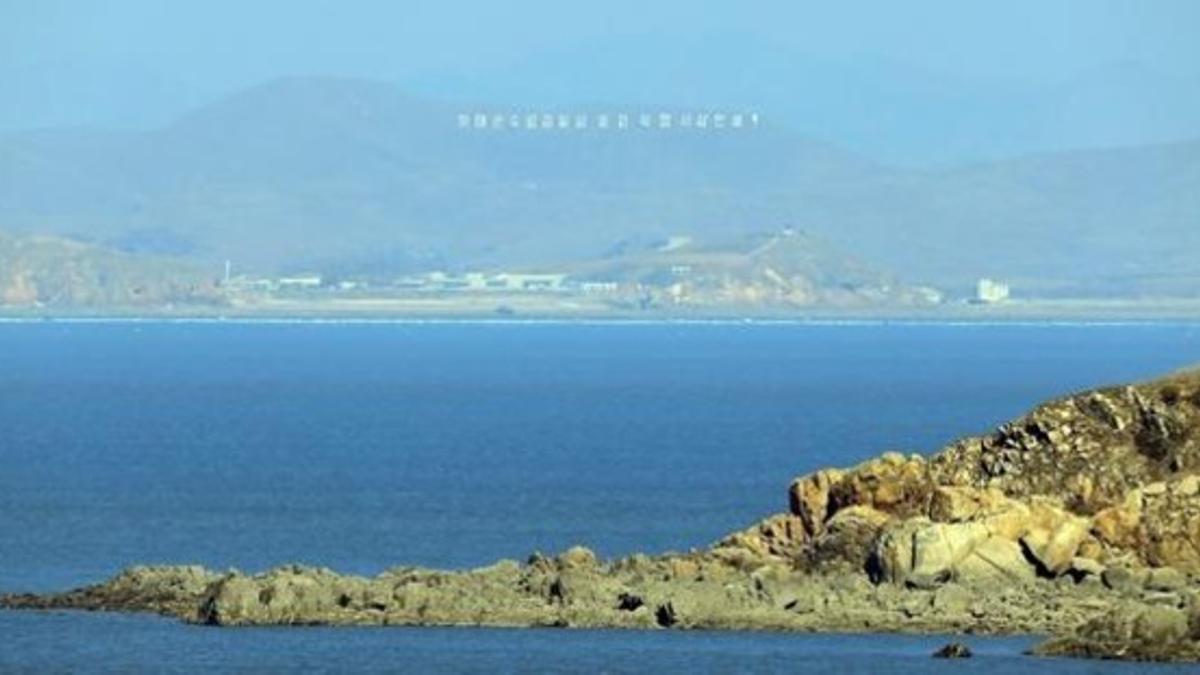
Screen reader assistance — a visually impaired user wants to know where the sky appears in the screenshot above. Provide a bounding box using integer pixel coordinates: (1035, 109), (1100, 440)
(2, 0), (1199, 160)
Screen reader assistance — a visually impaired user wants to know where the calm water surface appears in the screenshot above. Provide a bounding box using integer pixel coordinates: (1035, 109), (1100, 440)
(1, 321), (1198, 671)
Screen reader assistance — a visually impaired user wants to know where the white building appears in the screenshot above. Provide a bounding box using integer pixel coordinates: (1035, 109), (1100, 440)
(976, 278), (1010, 304)
(278, 274), (323, 289)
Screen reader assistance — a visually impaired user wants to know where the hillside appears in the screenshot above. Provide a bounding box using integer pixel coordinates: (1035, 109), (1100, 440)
(1, 76), (1197, 298)
(0, 232), (223, 308)
(562, 230), (937, 308)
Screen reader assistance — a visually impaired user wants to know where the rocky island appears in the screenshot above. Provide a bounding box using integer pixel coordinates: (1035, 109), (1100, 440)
(5, 367), (1200, 662)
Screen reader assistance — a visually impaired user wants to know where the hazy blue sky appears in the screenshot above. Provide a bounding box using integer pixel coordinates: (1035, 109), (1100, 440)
(3, 0), (1199, 160)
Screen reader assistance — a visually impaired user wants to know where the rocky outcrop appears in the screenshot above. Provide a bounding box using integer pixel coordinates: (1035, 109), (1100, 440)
(1, 550), (1168, 639)
(929, 375), (1200, 513)
(765, 368), (1200, 581)
(4, 367), (1200, 662)
(1033, 604), (1200, 662)
(0, 566), (218, 616)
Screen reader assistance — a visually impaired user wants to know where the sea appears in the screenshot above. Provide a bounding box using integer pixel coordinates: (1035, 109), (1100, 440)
(1, 319), (1198, 673)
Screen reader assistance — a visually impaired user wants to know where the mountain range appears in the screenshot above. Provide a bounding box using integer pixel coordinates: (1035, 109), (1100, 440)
(1, 76), (1197, 299)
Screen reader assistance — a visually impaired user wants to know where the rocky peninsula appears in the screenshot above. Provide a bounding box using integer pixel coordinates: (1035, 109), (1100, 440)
(5, 367), (1200, 662)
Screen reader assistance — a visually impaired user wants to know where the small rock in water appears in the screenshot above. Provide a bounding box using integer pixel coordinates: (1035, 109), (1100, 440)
(932, 642), (973, 659)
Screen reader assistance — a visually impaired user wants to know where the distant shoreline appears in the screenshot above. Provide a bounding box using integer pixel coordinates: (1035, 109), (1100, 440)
(1, 314), (1199, 328)
(0, 300), (1197, 327)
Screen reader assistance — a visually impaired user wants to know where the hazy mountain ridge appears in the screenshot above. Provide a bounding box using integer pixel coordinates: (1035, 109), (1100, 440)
(1, 76), (1197, 299)
(414, 35), (1200, 165)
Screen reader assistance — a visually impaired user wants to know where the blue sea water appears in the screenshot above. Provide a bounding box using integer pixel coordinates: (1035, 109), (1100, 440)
(1, 320), (1199, 672)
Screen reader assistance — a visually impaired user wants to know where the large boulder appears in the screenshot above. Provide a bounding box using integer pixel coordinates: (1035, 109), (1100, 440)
(1133, 606), (1190, 643)
(955, 536), (1037, 585)
(807, 505), (892, 570)
(557, 546), (600, 570)
(1036, 598), (1195, 658)
(869, 517), (928, 584)
(1020, 509), (1091, 577)
(789, 453), (933, 539)
(929, 486), (1015, 523)
(870, 518), (1032, 587)
(789, 469), (843, 537)
(1036, 605), (1196, 661)
(827, 453), (935, 518)
(716, 513), (808, 561)
(909, 522), (990, 586)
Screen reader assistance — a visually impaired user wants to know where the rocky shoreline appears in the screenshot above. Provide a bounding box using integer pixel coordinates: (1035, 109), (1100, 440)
(5, 367), (1200, 662)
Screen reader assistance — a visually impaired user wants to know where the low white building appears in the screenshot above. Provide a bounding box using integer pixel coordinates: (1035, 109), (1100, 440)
(278, 274), (323, 289)
(494, 273), (567, 291)
(976, 278), (1010, 304)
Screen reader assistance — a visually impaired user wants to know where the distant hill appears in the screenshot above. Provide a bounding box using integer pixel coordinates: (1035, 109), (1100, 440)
(422, 36), (1200, 166)
(0, 232), (223, 308)
(1, 76), (1197, 298)
(561, 230), (936, 308)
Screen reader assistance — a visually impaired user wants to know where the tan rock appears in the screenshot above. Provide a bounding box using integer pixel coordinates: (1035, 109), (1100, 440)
(1176, 475), (1200, 497)
(788, 469), (843, 537)
(200, 574), (265, 625)
(869, 517), (929, 584)
(1132, 606), (1188, 643)
(956, 536), (1037, 585)
(981, 501), (1034, 541)
(1076, 536), (1105, 563)
(929, 486), (1016, 523)
(1145, 567), (1187, 592)
(910, 522), (990, 585)
(1138, 482), (1200, 571)
(558, 546), (599, 569)
(716, 513), (809, 562)
(1021, 514), (1090, 577)
(808, 505), (892, 569)
(829, 454), (933, 518)
(1143, 482), (1168, 497)
(1092, 504), (1140, 549)
(667, 558), (700, 580)
(1069, 557), (1105, 578)
(931, 584), (974, 613)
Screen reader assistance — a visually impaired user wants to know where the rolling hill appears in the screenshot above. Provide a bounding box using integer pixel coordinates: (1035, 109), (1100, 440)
(0, 232), (223, 308)
(1, 76), (1197, 299)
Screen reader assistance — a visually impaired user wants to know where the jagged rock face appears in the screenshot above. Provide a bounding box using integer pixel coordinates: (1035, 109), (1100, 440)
(718, 514), (808, 560)
(790, 453), (933, 535)
(1092, 475), (1200, 570)
(930, 375), (1200, 513)
(767, 370), (1200, 578)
